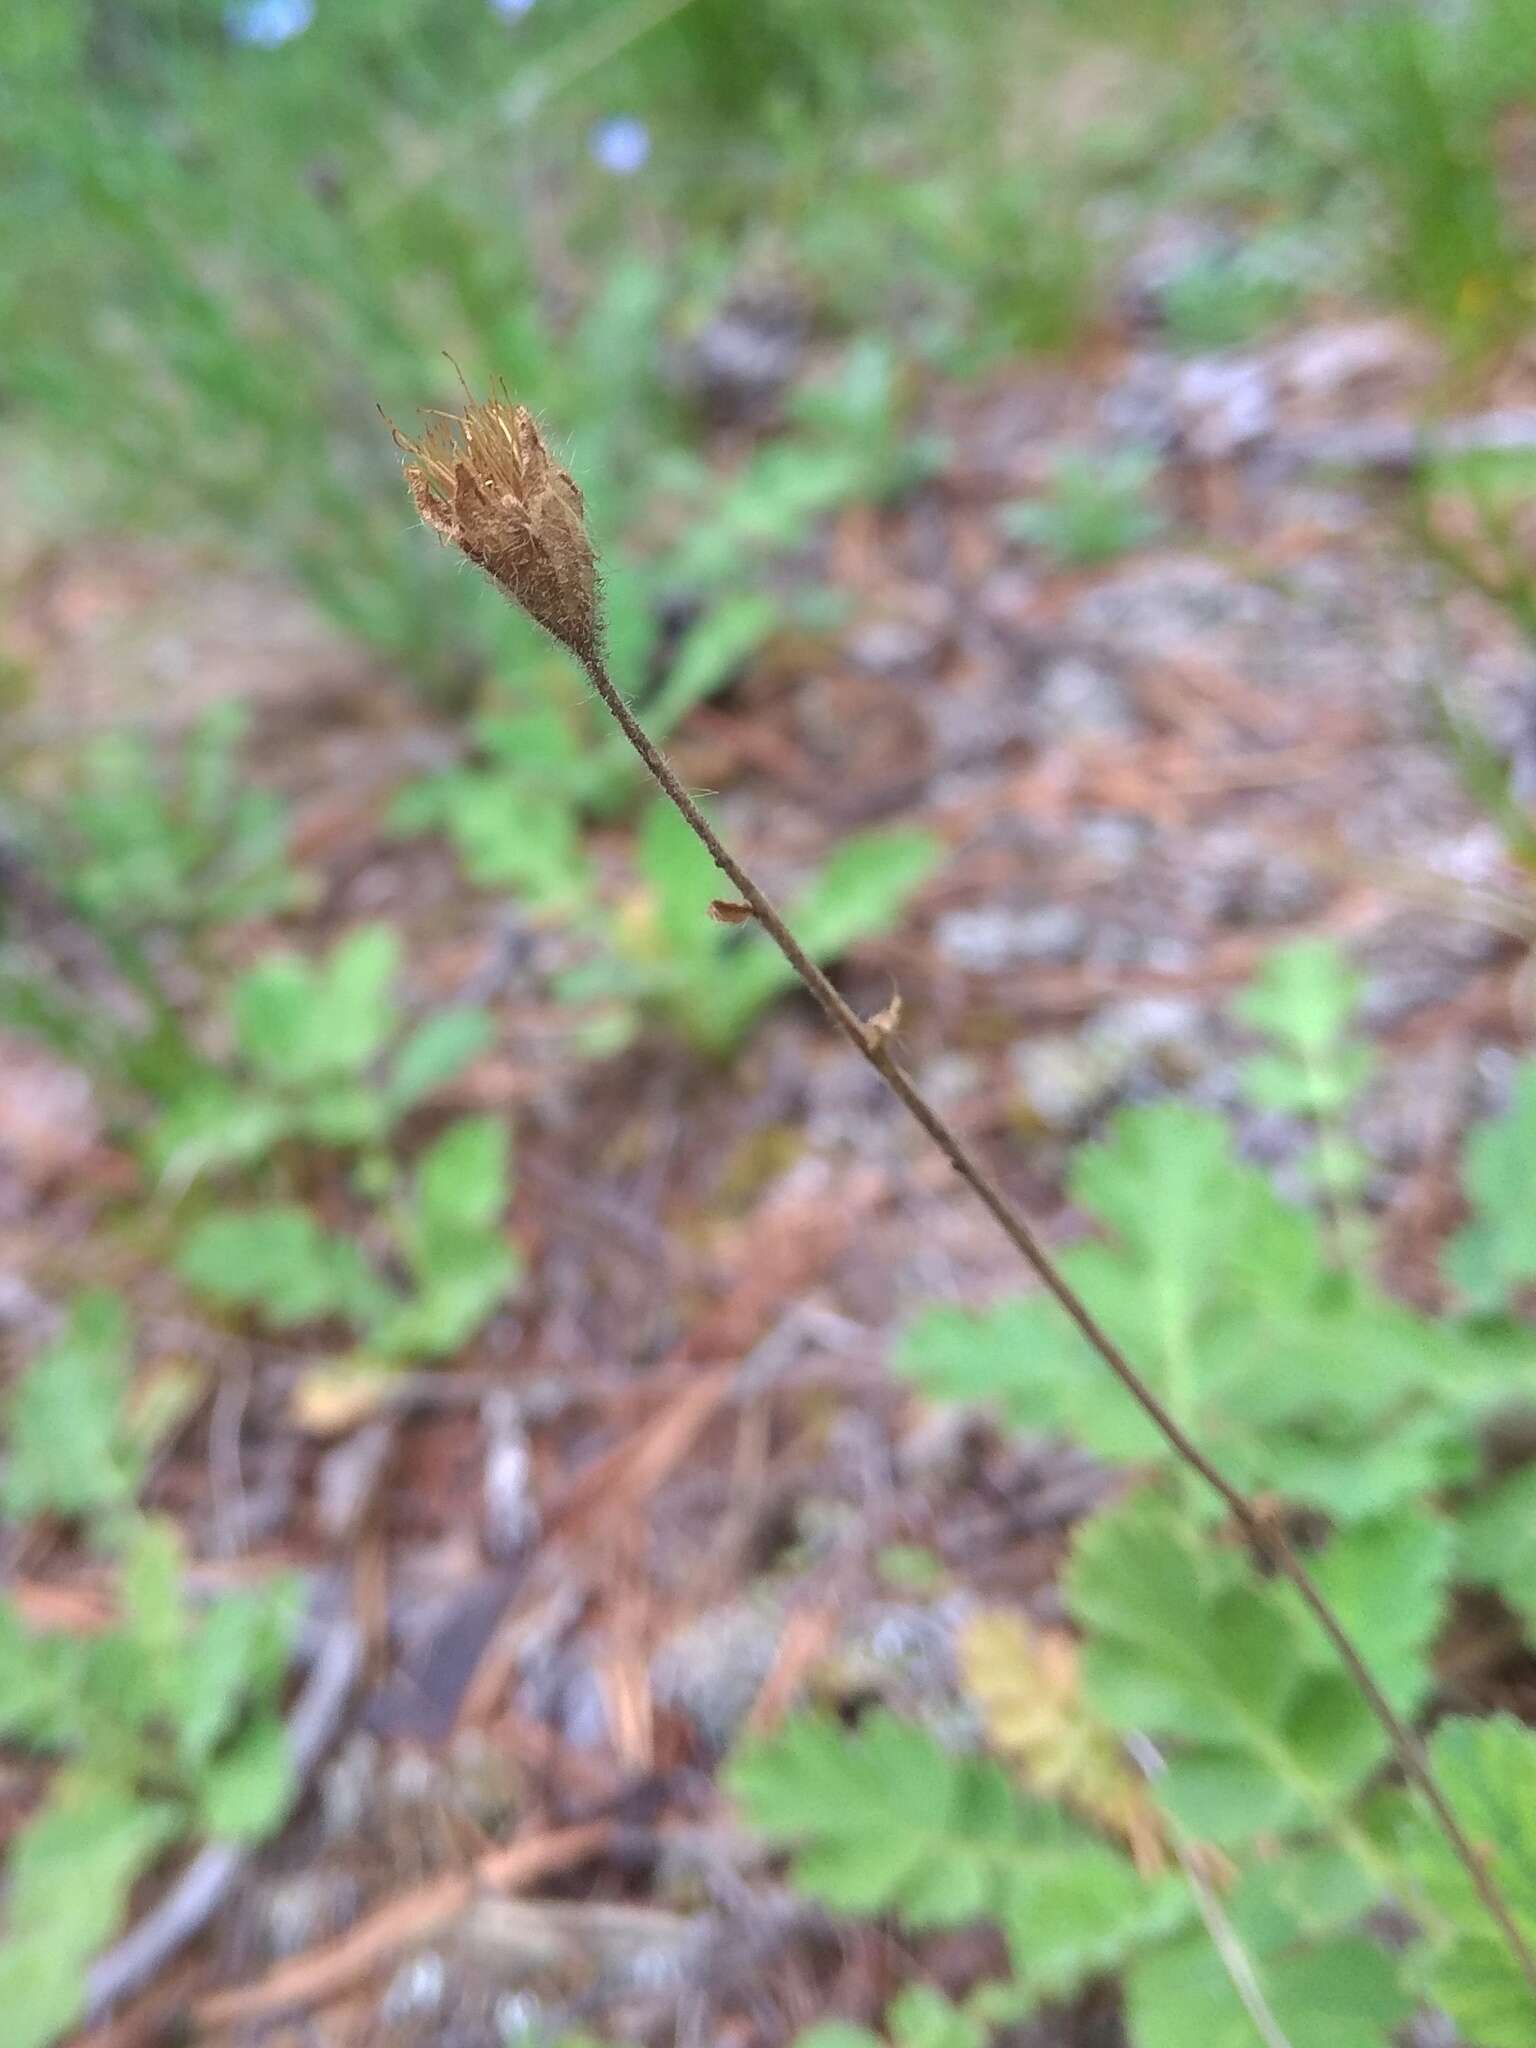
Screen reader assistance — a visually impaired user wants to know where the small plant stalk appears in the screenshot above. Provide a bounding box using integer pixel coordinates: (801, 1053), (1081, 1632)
(394, 393), (1536, 2003)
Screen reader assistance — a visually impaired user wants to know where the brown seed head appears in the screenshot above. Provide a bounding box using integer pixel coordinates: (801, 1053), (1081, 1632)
(393, 391), (599, 663)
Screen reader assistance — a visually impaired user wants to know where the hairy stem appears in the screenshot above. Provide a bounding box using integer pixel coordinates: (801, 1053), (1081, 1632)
(567, 644), (1536, 1998)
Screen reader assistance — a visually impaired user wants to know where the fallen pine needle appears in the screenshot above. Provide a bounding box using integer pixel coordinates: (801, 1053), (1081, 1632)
(193, 1821), (613, 2028)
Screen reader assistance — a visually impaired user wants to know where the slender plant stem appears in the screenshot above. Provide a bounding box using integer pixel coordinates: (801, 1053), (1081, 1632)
(572, 645), (1536, 2001)
(1125, 1733), (1296, 2048)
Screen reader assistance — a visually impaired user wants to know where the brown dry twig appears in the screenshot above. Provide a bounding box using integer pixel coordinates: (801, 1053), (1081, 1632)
(392, 391), (1536, 2003)
(194, 1821), (612, 2028)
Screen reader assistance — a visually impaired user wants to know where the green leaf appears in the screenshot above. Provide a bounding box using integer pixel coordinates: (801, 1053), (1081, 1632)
(1458, 1463), (1536, 1634)
(1240, 1051), (1319, 1114)
(894, 1285), (1165, 1463)
(51, 705), (300, 935)
(792, 2030), (883, 2048)
(417, 776), (591, 905)
(199, 1710), (291, 1840)
(703, 825), (940, 1052)
(232, 951), (318, 1079)
(1124, 1842), (1405, 2048)
(312, 924), (401, 1071)
(788, 828), (942, 969)
(630, 805), (940, 1053)
(368, 1117), (518, 1358)
(731, 1706), (1179, 2000)
(895, 1108), (1268, 1461)
(636, 798), (720, 965)
(388, 1007), (493, 1113)
(730, 1710), (1027, 1923)
(294, 1081), (388, 1147)
(1304, 1510), (1450, 1718)
(0, 1786), (180, 2048)
(885, 1984), (985, 2048)
(118, 1516), (187, 1688)
(643, 593), (777, 739)
(176, 1577), (301, 1766)
(234, 926), (399, 1084)
(0, 1601), (85, 1746)
(1251, 1402), (1473, 1526)
(1236, 940), (1365, 1060)
(1446, 1061), (1536, 1312)
(1069, 1495), (1387, 1845)
(176, 1206), (387, 1328)
(410, 1115), (511, 1243)
(148, 1081), (289, 1183)
(371, 1245), (518, 1360)
(1127, 1927), (1407, 2048)
(996, 1829), (1189, 2000)
(3, 1293), (139, 1521)
(1000, 450), (1162, 566)
(895, 1103), (1464, 1521)
(1400, 1716), (1536, 2048)
(1072, 1496), (1290, 1741)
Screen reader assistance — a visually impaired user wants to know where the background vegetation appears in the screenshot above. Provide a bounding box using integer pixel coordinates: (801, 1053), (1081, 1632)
(3, 1), (1536, 2044)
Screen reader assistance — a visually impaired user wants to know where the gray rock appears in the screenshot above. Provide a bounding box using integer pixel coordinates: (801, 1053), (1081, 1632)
(1273, 317), (1435, 406)
(1010, 1033), (1134, 1132)
(1120, 218), (1237, 329)
(1070, 558), (1283, 655)
(673, 293), (805, 424)
(1356, 1046), (1467, 1172)
(838, 1599), (970, 1724)
(651, 1599), (784, 1751)
(1174, 354), (1276, 461)
(482, 1389), (539, 1562)
(913, 1051), (985, 1109)
(495, 1992), (551, 2043)
(844, 600), (951, 678)
(975, 566), (1044, 633)
(259, 1870), (360, 1959)
(1025, 652), (1138, 744)
(1084, 925), (1197, 973)
(1189, 827), (1323, 927)
(1100, 348), (1182, 452)
(926, 663), (1042, 766)
(381, 1950), (448, 2023)
(383, 1744), (452, 1809)
(517, 1642), (612, 1751)
(933, 903), (1088, 973)
(1359, 922), (1505, 1028)
(1079, 811), (1153, 872)
(315, 1420), (394, 1542)
(1093, 994), (1207, 1067)
(1010, 996), (1208, 1131)
(0, 1271), (47, 1333)
(320, 1731), (380, 1842)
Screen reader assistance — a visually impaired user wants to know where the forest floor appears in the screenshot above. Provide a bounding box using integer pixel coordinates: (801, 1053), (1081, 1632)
(5, 295), (1536, 2047)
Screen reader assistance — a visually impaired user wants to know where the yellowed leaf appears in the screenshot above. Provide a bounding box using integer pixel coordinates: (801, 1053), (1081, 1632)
(290, 1360), (392, 1436)
(960, 1609), (1165, 1871)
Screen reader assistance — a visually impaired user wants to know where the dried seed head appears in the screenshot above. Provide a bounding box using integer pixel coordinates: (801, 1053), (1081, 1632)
(393, 390), (599, 663)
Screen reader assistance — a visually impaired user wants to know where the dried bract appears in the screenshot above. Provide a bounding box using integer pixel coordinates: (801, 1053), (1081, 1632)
(394, 392), (599, 663)
(707, 898), (758, 927)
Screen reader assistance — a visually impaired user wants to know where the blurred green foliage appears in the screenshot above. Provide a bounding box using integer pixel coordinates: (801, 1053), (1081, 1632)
(745, 952), (1536, 2048)
(1278, 0), (1536, 345)
(5, 6), (1536, 2041)
(556, 799), (940, 1056)
(13, 705), (305, 936)
(0, 1296), (300, 2048)
(1001, 450), (1165, 569)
